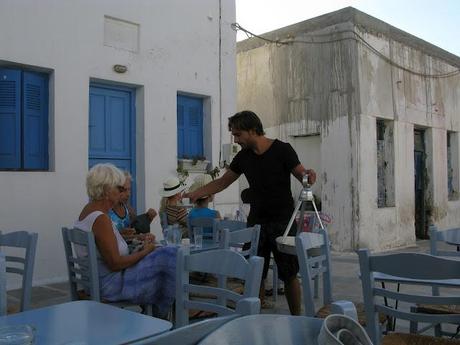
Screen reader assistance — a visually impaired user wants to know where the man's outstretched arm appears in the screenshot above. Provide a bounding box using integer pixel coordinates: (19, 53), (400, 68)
(185, 169), (240, 202)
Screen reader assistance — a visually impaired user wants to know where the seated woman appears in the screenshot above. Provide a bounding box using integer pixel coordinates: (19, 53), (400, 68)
(187, 174), (221, 238)
(75, 163), (176, 315)
(109, 171), (157, 241)
(159, 176), (188, 237)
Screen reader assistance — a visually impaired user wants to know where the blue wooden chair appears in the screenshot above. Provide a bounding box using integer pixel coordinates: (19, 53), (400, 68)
(61, 227), (154, 315)
(214, 219), (247, 232)
(175, 247), (263, 327)
(0, 252), (6, 316)
(219, 225), (260, 258)
(160, 212), (168, 231)
(188, 217), (219, 242)
(359, 249), (460, 345)
(0, 230), (38, 312)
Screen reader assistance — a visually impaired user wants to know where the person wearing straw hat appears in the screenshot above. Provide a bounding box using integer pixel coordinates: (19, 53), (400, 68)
(159, 176), (188, 237)
(186, 110), (316, 316)
(187, 174), (221, 238)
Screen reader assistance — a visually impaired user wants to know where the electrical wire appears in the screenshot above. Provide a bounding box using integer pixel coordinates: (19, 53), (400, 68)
(232, 23), (460, 79)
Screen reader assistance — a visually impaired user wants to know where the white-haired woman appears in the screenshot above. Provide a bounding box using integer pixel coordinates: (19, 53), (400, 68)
(75, 163), (176, 315)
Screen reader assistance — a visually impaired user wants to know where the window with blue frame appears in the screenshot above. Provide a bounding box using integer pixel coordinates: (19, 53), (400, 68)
(0, 68), (48, 170)
(177, 95), (204, 159)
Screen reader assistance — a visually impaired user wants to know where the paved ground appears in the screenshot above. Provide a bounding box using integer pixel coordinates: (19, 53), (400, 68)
(7, 239), (458, 335)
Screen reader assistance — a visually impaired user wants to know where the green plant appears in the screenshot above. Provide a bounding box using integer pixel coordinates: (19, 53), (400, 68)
(176, 165), (189, 183)
(191, 155), (206, 165)
(208, 166), (220, 180)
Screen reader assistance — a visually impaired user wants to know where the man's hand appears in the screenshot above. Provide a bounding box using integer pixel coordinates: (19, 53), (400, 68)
(184, 191), (198, 203)
(306, 169), (316, 185)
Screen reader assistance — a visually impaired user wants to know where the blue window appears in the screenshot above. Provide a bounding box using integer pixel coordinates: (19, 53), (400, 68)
(0, 68), (48, 170)
(177, 95), (203, 158)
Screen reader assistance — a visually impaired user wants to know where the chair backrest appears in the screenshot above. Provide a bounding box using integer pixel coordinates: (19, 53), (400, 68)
(187, 217), (218, 241)
(429, 225), (460, 257)
(295, 228), (332, 317)
(214, 219), (247, 232)
(0, 230), (38, 311)
(219, 225), (260, 258)
(61, 227), (100, 301)
(358, 249), (460, 345)
(160, 212), (168, 230)
(175, 247), (263, 327)
(0, 252), (6, 316)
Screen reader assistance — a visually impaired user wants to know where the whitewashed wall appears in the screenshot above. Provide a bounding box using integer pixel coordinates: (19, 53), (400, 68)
(357, 28), (460, 251)
(0, 0), (236, 288)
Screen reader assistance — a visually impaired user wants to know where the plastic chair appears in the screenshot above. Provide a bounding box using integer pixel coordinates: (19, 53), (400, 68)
(219, 225), (260, 258)
(175, 246), (263, 327)
(0, 231), (38, 312)
(358, 249), (460, 345)
(0, 252), (6, 316)
(133, 315), (239, 345)
(187, 217), (219, 242)
(61, 227), (151, 314)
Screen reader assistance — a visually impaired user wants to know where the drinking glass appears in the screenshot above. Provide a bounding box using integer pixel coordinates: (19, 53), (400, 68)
(193, 227), (203, 249)
(0, 324), (35, 345)
(172, 224), (182, 245)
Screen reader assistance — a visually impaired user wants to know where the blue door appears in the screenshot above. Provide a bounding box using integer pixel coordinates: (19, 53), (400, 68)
(89, 84), (136, 206)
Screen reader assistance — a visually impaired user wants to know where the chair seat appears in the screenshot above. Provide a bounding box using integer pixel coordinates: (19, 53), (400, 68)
(417, 304), (460, 315)
(382, 333), (460, 345)
(316, 302), (386, 326)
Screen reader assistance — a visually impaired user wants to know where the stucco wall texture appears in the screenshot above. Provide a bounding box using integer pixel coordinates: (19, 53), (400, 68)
(237, 7), (460, 251)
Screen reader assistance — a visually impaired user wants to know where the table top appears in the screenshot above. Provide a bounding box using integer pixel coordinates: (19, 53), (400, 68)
(198, 314), (323, 345)
(0, 300), (172, 345)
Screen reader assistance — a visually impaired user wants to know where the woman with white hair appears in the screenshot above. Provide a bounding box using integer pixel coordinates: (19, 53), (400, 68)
(74, 163), (176, 315)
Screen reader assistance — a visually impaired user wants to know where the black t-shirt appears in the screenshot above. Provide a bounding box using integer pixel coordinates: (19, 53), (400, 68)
(230, 139), (300, 224)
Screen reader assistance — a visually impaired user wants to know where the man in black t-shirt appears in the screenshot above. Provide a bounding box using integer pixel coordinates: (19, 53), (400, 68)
(186, 110), (316, 315)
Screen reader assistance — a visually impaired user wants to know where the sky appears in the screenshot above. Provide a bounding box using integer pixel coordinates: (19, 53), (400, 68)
(235, 0), (460, 57)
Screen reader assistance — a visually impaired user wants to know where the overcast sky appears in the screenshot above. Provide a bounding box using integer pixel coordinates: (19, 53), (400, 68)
(235, 0), (460, 57)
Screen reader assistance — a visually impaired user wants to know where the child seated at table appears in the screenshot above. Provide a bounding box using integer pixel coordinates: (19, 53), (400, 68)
(187, 174), (221, 238)
(159, 176), (189, 237)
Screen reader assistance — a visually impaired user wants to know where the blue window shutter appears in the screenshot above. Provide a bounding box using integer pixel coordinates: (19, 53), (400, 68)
(177, 95), (203, 158)
(177, 103), (185, 157)
(23, 71), (48, 169)
(188, 105), (203, 156)
(0, 68), (21, 169)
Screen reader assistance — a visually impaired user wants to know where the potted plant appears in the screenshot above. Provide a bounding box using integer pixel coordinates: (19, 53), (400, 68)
(178, 155), (210, 172)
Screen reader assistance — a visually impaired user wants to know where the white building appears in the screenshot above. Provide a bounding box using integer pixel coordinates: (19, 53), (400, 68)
(237, 7), (460, 252)
(0, 0), (237, 288)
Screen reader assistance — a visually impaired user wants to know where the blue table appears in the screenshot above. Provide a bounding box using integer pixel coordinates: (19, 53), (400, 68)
(0, 300), (172, 344)
(198, 314), (323, 345)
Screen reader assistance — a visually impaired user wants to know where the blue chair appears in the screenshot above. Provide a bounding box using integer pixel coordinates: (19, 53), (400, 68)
(219, 225), (260, 258)
(61, 227), (154, 315)
(359, 249), (460, 344)
(0, 230), (38, 312)
(175, 247), (263, 327)
(214, 219), (247, 232)
(188, 217), (219, 242)
(0, 252), (6, 316)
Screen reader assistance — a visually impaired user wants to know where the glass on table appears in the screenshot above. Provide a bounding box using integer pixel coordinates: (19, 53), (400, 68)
(193, 227), (203, 249)
(0, 324), (35, 345)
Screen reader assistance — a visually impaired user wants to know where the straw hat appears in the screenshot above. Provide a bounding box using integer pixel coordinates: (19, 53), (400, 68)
(188, 174), (213, 194)
(159, 176), (187, 197)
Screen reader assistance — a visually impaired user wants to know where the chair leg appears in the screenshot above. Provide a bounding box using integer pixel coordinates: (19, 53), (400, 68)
(272, 262), (278, 303)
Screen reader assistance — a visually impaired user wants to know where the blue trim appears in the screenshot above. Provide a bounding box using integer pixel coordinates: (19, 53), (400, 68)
(177, 94), (203, 158)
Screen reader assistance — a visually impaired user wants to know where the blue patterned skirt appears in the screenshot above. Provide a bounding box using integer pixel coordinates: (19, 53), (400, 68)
(100, 246), (177, 314)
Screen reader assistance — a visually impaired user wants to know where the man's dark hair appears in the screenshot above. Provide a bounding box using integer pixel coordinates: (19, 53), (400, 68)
(228, 110), (265, 135)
